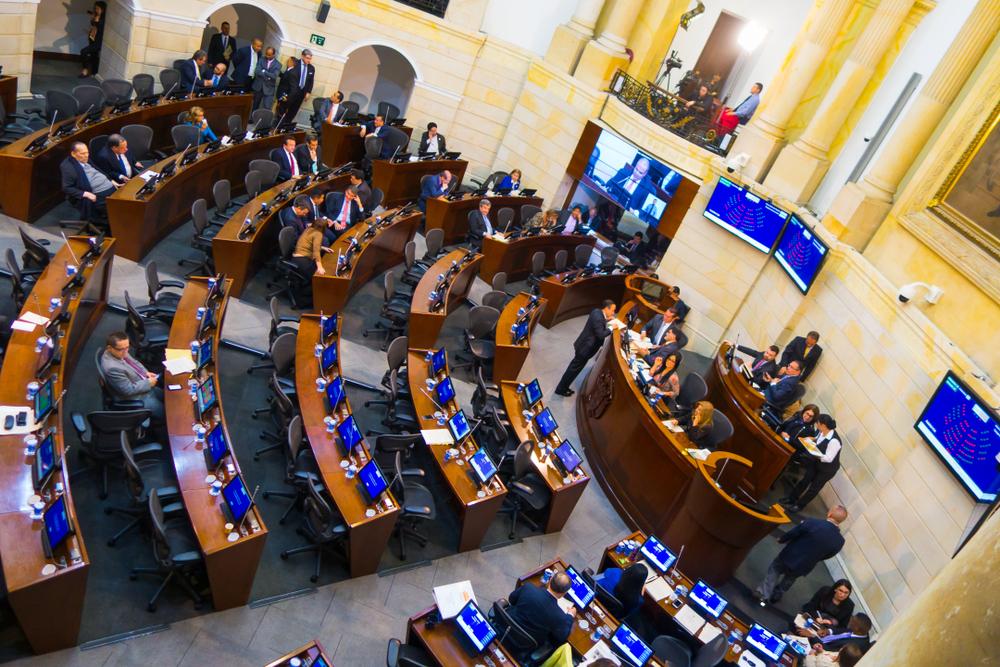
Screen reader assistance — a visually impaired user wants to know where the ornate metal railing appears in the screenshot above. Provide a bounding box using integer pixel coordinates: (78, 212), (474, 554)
(392, 0), (448, 18)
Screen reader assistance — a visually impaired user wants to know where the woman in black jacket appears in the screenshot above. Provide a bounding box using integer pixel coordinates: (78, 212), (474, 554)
(80, 1), (107, 78)
(800, 579), (854, 630)
(778, 403), (820, 446)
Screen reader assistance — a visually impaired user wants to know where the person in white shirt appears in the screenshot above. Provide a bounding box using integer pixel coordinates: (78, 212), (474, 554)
(782, 414), (842, 512)
(804, 644), (863, 667)
(419, 122), (447, 156)
(561, 206), (584, 235)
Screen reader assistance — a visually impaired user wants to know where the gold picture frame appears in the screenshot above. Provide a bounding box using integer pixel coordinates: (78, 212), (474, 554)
(929, 99), (1000, 261)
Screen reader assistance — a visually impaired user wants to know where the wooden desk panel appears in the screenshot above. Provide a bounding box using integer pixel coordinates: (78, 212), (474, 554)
(295, 315), (399, 577)
(372, 159), (468, 208)
(320, 122), (412, 168)
(499, 382), (588, 533)
(407, 605), (520, 666)
(313, 208), (421, 315)
(479, 234), (595, 284)
(0, 94), (251, 222)
(425, 194), (544, 246)
(164, 278), (267, 609)
(212, 172), (352, 297)
(265, 640), (334, 667)
(408, 249), (481, 350)
(407, 349), (507, 552)
(0, 76), (16, 122)
(493, 293), (545, 384)
(108, 131), (301, 262)
(624, 275), (676, 324)
(538, 271), (627, 329)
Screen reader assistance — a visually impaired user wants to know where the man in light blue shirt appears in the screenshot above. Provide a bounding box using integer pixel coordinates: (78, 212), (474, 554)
(723, 82), (762, 126)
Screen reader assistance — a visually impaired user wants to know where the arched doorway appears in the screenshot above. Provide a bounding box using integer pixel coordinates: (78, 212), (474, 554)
(338, 45), (417, 116)
(200, 2), (284, 73)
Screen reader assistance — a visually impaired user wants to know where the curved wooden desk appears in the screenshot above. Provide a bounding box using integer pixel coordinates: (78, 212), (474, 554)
(265, 639), (335, 667)
(493, 293), (546, 383)
(624, 274), (675, 323)
(479, 232), (595, 284)
(407, 605), (519, 666)
(320, 122), (412, 168)
(164, 277), (268, 609)
(313, 207), (422, 314)
(424, 193), (544, 245)
(295, 315), (400, 577)
(406, 348), (507, 552)
(0, 236), (113, 653)
(537, 269), (628, 329)
(0, 94), (251, 222)
(372, 158), (468, 208)
(212, 171), (352, 297)
(706, 343), (795, 495)
(408, 248), (481, 349)
(499, 381), (589, 532)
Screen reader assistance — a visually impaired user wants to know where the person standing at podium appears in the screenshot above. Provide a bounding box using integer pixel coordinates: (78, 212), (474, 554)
(756, 504), (847, 605)
(554, 300), (617, 397)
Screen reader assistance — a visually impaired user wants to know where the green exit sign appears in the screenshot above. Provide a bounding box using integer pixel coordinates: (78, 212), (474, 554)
(310, 34), (325, 46)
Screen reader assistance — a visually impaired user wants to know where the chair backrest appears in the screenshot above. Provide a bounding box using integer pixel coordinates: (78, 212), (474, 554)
(383, 126), (409, 156)
(553, 249), (568, 273)
(652, 635), (692, 667)
(171, 124), (199, 153)
(244, 170), (263, 200)
(132, 73), (155, 98)
(521, 204), (541, 222)
(72, 84), (105, 112)
(593, 578), (626, 619)
(269, 372), (296, 428)
(491, 272), (507, 292)
(491, 599), (538, 656)
(191, 198), (210, 234)
(482, 171), (506, 191)
(277, 226), (298, 258)
(302, 476), (336, 537)
(423, 228), (443, 258)
(86, 409), (151, 458)
(497, 207), (514, 232)
(364, 135), (382, 160)
(5, 250), (26, 306)
(249, 159), (280, 187)
(677, 372), (708, 408)
(46, 90), (78, 123)
(120, 124), (154, 160)
(18, 228), (50, 271)
(271, 332), (297, 377)
(227, 114), (242, 136)
(386, 336), (409, 373)
(212, 179), (231, 211)
(377, 101), (401, 123)
(512, 441), (535, 480)
(482, 290), (508, 311)
(171, 59), (188, 72)
(341, 100), (360, 121)
(148, 488), (173, 566)
(145, 261), (164, 302)
(403, 241), (416, 270)
(94, 346), (115, 405)
(530, 251), (545, 276)
(120, 430), (146, 502)
(382, 272), (397, 302)
(310, 97), (325, 118)
(250, 108), (274, 129)
(159, 68), (180, 93)
(101, 79), (134, 106)
(600, 246), (619, 267)
(692, 633), (729, 667)
(123, 291), (147, 342)
(286, 414), (305, 463)
(369, 187), (384, 211)
(574, 243), (593, 267)
(348, 91), (368, 109)
(176, 110), (189, 124)
(467, 305), (501, 338)
(88, 133), (109, 157)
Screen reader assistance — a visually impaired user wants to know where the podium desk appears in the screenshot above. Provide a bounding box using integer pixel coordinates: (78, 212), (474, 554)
(0, 93), (251, 222)
(537, 270), (628, 329)
(706, 343), (795, 496)
(479, 233), (595, 284)
(264, 640), (334, 667)
(407, 348), (507, 552)
(424, 193), (544, 246)
(212, 171), (352, 297)
(313, 207), (421, 314)
(406, 605), (520, 666)
(295, 315), (399, 577)
(0, 75), (16, 121)
(372, 158), (467, 208)
(499, 382), (589, 532)
(0, 236), (115, 652)
(408, 249), (481, 349)
(493, 293), (546, 383)
(320, 122), (412, 168)
(164, 278), (268, 609)
(108, 131), (302, 262)
(624, 275), (676, 324)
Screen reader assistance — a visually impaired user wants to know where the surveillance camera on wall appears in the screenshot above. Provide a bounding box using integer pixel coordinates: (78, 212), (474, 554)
(725, 153), (750, 174)
(898, 282), (943, 304)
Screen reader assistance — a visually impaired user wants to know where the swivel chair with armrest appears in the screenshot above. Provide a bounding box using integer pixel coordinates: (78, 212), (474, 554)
(262, 416), (324, 524)
(105, 431), (182, 547)
(498, 441), (550, 539)
(71, 409), (163, 499)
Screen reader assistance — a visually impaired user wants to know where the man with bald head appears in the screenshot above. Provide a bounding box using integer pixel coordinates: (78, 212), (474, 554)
(608, 156), (657, 211)
(60, 141), (118, 220)
(506, 571), (575, 649)
(757, 505), (848, 605)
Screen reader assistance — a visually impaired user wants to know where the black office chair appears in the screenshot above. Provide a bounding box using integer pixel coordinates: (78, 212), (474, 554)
(496, 207), (515, 234)
(763, 382), (806, 420)
(521, 204), (541, 222)
(675, 372), (708, 413)
(248, 298), (300, 375)
(101, 78), (134, 106)
(468, 170), (507, 192)
(24, 90), (77, 123)
(132, 73), (155, 99)
(372, 433), (422, 470)
(390, 452), (436, 560)
(491, 272), (510, 295)
(280, 477), (348, 583)
(105, 431), (182, 547)
(0, 99), (39, 144)
(124, 290), (169, 364)
(525, 251), (546, 293)
(121, 123), (165, 163)
(95, 349), (146, 411)
(227, 114), (242, 136)
(263, 416), (325, 524)
(369, 187), (385, 212)
(368, 369), (418, 433)
(652, 635), (692, 667)
(421, 228), (445, 264)
(250, 108), (274, 130)
(452, 305), (500, 376)
(581, 567), (626, 619)
(706, 411), (734, 450)
(693, 634), (729, 667)
(600, 246), (619, 269)
(470, 366), (505, 422)
(376, 101), (401, 123)
(248, 334), (297, 422)
(143, 261), (185, 321)
(171, 124), (199, 153)
(541, 249), (569, 278)
(18, 227), (52, 272)
(362, 273), (411, 348)
(5, 248), (37, 311)
(481, 290), (508, 311)
(266, 226), (312, 309)
(498, 441), (550, 539)
(158, 68), (180, 94)
(253, 372), (299, 460)
(386, 638), (435, 667)
(399, 242), (425, 287)
(178, 199), (216, 278)
(363, 336), (411, 411)
(212, 178), (238, 221)
(248, 159), (280, 188)
(129, 489), (206, 612)
(574, 243), (593, 268)
(490, 599), (542, 662)
(72, 84), (105, 112)
(236, 169), (263, 207)
(88, 133), (109, 159)
(71, 409), (162, 499)
(341, 100), (360, 122)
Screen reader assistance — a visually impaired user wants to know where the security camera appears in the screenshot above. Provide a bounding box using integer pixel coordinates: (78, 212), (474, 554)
(898, 282), (943, 304)
(725, 152), (750, 174)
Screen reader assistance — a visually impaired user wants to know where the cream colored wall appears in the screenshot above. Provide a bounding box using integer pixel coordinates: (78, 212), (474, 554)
(100, 0), (133, 82)
(0, 0), (38, 99)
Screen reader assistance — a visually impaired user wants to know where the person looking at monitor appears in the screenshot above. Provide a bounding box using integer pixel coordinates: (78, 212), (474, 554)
(757, 505), (847, 605)
(94, 133), (143, 184)
(554, 300), (617, 397)
(781, 414), (841, 512)
(290, 217), (328, 276)
(595, 562), (647, 618)
(804, 644), (864, 667)
(183, 106), (218, 144)
(505, 572), (575, 649)
(497, 168), (522, 192)
(668, 400), (714, 449)
(100, 332), (163, 422)
(798, 579), (855, 632)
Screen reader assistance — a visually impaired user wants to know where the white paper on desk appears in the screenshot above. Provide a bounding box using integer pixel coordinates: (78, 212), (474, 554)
(433, 580), (476, 619)
(662, 420), (683, 433)
(162, 356), (196, 376)
(491, 233), (509, 243)
(673, 603), (706, 635)
(645, 576), (673, 601)
(139, 170), (158, 182)
(686, 448), (711, 461)
(556, 595), (576, 616)
(10, 320), (36, 332)
(580, 641), (619, 665)
(220, 135), (231, 146)
(421, 428), (454, 445)
(697, 622), (723, 644)
(608, 318), (625, 330)
(20, 312), (49, 326)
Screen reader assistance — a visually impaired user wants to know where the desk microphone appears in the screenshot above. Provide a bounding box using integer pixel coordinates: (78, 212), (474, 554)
(239, 483), (261, 534)
(419, 385), (446, 414)
(162, 82), (178, 101)
(75, 104), (95, 129)
(671, 544), (685, 580)
(60, 232), (82, 267)
(714, 457), (730, 485)
(46, 110), (59, 138)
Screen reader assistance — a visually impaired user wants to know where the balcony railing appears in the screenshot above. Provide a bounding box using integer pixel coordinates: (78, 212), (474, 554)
(608, 69), (736, 157)
(392, 0), (448, 18)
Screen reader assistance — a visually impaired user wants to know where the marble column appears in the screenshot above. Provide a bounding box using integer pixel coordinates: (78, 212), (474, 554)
(545, 0), (607, 74)
(731, 0), (854, 181)
(765, 0), (918, 203)
(575, 0), (645, 89)
(0, 0), (40, 99)
(827, 0), (1000, 250)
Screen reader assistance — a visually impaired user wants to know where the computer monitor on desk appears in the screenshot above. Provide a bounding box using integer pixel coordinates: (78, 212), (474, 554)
(358, 459), (389, 504)
(42, 495), (74, 558)
(203, 422), (230, 471)
(610, 623), (653, 666)
(32, 432), (59, 492)
(522, 378), (543, 409)
(746, 623), (787, 662)
(325, 376), (345, 412)
(222, 475), (254, 525)
(552, 440), (582, 476)
(336, 414), (363, 455)
(689, 580), (728, 619)
(196, 376), (217, 419)
(195, 338), (212, 371)
(435, 376), (456, 406)
(321, 313), (338, 340)
(429, 347), (447, 376)
(454, 600), (497, 657)
(448, 410), (472, 444)
(534, 408), (558, 439)
(320, 343), (338, 375)
(639, 535), (676, 574)
(468, 447), (497, 487)
(563, 565), (595, 610)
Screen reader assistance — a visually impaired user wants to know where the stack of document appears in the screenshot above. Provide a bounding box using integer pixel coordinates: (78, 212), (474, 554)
(645, 576), (673, 601)
(433, 580), (476, 619)
(673, 604), (706, 635)
(420, 429), (453, 445)
(163, 348), (196, 375)
(10, 311), (50, 332)
(580, 641), (618, 665)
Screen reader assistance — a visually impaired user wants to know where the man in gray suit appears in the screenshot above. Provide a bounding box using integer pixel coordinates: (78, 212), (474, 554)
(252, 46), (280, 111)
(100, 331), (164, 422)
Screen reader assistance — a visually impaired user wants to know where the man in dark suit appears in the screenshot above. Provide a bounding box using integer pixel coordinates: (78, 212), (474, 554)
(505, 572), (575, 650)
(277, 49), (314, 121)
(756, 505), (847, 604)
(418, 122), (447, 155)
(555, 300), (617, 396)
(206, 21), (237, 68)
(294, 134), (323, 174)
(606, 157), (657, 212)
(466, 198), (494, 249)
(322, 186), (363, 244)
(305, 191), (326, 222)
(270, 136), (302, 181)
(812, 614), (872, 654)
(649, 327), (685, 382)
(417, 170), (452, 212)
(313, 90), (347, 132)
(359, 114), (392, 157)
(640, 307), (682, 347)
(252, 47), (280, 111)
(61, 141), (117, 220)
(668, 285), (689, 320)
(348, 169), (372, 212)
(725, 341), (780, 386)
(93, 133), (143, 184)
(179, 50), (211, 94)
(279, 196), (311, 236)
(780, 331), (823, 380)
(764, 360), (802, 407)
(231, 38), (262, 90)
(200, 62), (230, 92)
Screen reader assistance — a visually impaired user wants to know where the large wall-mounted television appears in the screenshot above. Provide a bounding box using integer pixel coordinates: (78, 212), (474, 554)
(915, 371), (1000, 502)
(703, 176), (789, 253)
(773, 214), (829, 294)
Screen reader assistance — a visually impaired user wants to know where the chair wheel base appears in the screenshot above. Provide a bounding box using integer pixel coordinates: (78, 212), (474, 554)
(147, 603), (156, 613)
(108, 539), (117, 547)
(310, 575), (319, 583)
(280, 552), (289, 560)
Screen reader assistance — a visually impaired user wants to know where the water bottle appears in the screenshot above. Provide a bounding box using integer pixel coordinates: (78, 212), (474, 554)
(48, 297), (62, 313)
(35, 336), (50, 353)
(316, 376), (328, 392)
(194, 423), (207, 443)
(324, 416), (336, 433)
(190, 340), (200, 356)
(541, 568), (554, 585)
(314, 343), (323, 357)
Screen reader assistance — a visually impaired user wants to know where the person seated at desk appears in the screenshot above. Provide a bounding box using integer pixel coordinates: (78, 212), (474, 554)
(809, 614), (872, 655)
(498, 168), (522, 192)
(804, 643), (864, 667)
(467, 198), (494, 248)
(799, 579), (855, 632)
(668, 285), (689, 321)
(641, 307), (683, 347)
(304, 190), (326, 221)
(323, 186), (363, 243)
(594, 562), (647, 619)
(621, 232), (644, 260)
(313, 90), (347, 132)
(560, 205), (585, 235)
(200, 62), (230, 92)
(348, 169), (372, 212)
(764, 360), (802, 407)
(505, 572), (574, 650)
(647, 328), (685, 376)
(676, 84), (714, 123)
(359, 113), (391, 155)
(724, 340), (779, 387)
(183, 106), (218, 144)
(606, 157), (657, 212)
(179, 49), (211, 93)
(290, 217), (328, 276)
(668, 400), (715, 449)
(270, 136), (303, 181)
(61, 141), (118, 220)
(526, 208), (558, 232)
(780, 330), (822, 380)
(100, 331), (164, 423)
(417, 170), (453, 212)
(781, 414), (841, 513)
(418, 121), (447, 155)
(647, 352), (681, 404)
(94, 133), (143, 185)
(295, 133), (323, 175)
(279, 196), (312, 236)
(778, 403), (820, 447)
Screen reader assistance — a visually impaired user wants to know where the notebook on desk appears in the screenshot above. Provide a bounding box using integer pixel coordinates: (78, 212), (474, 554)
(673, 604), (706, 635)
(645, 576), (673, 601)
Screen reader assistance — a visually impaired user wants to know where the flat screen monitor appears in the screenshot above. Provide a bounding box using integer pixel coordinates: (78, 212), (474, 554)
(915, 370), (1000, 502)
(358, 459), (389, 503)
(523, 379), (543, 408)
(512, 318), (529, 344)
(33, 432), (57, 490)
(689, 580), (728, 619)
(468, 447), (497, 486)
(454, 600), (497, 655)
(196, 305), (216, 338)
(563, 565), (595, 610)
(337, 414), (363, 454)
(34, 375), (55, 423)
(205, 422), (229, 469)
(435, 376), (456, 406)
(746, 623), (787, 661)
(43, 495), (72, 552)
(326, 376), (345, 412)
(534, 408), (558, 438)
(195, 338), (212, 371)
(321, 313), (338, 340)
(222, 475), (253, 524)
(553, 440), (582, 475)
(610, 623), (653, 667)
(448, 410), (472, 443)
(773, 214), (829, 294)
(320, 343), (338, 374)
(703, 176), (788, 253)
(196, 376), (217, 418)
(639, 535), (676, 573)
(430, 347), (447, 375)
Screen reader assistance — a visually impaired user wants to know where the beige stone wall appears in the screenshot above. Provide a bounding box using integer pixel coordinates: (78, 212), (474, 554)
(99, 0), (133, 83)
(0, 0), (38, 99)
